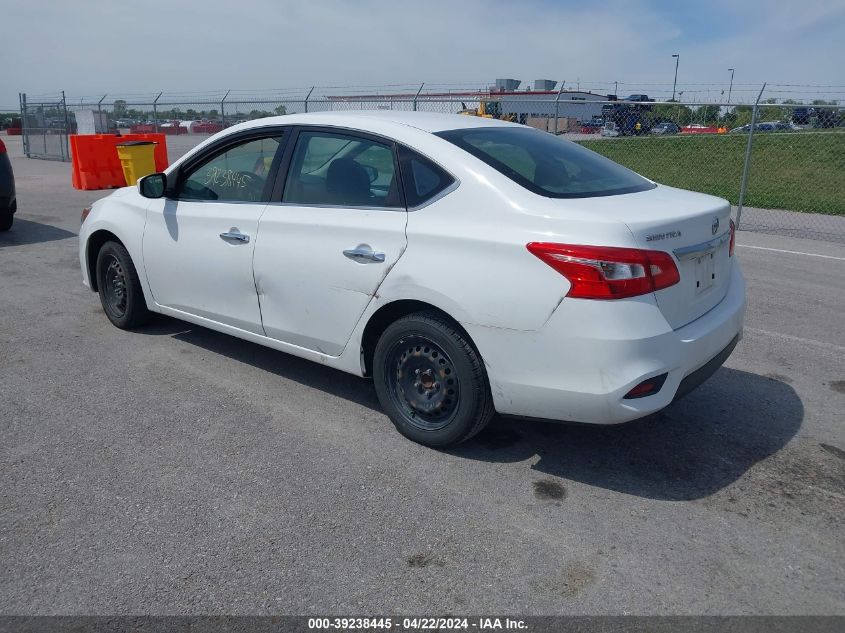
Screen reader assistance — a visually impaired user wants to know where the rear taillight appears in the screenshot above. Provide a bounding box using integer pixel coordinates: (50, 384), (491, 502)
(0, 139), (6, 154)
(729, 219), (736, 257)
(526, 243), (680, 300)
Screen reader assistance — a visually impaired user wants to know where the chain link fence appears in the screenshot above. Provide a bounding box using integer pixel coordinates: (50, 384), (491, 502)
(18, 92), (71, 161)
(16, 84), (845, 242)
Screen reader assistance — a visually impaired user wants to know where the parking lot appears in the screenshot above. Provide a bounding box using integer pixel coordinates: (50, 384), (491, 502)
(1, 134), (843, 615)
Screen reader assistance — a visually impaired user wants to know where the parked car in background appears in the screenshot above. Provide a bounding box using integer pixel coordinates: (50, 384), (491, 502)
(0, 138), (16, 231)
(79, 112), (744, 447)
(600, 121), (621, 137)
(651, 122), (680, 135)
(791, 107), (810, 125)
(623, 94), (654, 102)
(729, 121), (788, 133)
(579, 119), (603, 134)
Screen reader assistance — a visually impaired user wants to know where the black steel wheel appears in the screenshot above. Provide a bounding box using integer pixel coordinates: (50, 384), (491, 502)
(386, 334), (460, 431)
(373, 311), (494, 447)
(102, 254), (128, 318)
(95, 240), (151, 330)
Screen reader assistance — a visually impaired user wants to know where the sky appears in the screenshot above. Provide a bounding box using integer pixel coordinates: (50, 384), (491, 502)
(1, 0), (844, 109)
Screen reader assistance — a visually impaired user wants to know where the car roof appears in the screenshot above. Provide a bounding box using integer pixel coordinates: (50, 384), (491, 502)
(229, 110), (519, 135)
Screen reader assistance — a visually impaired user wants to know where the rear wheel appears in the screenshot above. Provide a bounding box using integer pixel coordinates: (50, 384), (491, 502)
(95, 241), (151, 329)
(373, 311), (494, 447)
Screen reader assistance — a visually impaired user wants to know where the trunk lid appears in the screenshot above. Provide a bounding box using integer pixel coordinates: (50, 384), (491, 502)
(620, 185), (733, 329)
(531, 184), (733, 329)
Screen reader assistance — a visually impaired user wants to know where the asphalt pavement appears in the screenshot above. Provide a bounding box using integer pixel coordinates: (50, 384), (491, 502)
(1, 135), (843, 615)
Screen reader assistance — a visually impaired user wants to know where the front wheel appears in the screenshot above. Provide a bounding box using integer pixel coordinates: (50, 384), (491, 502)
(373, 312), (494, 447)
(95, 241), (151, 329)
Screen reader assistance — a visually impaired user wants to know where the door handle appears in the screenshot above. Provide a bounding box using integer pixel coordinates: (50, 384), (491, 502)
(220, 230), (250, 243)
(343, 247), (385, 263)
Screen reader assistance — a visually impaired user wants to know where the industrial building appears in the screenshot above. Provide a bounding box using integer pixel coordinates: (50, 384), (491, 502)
(326, 79), (608, 131)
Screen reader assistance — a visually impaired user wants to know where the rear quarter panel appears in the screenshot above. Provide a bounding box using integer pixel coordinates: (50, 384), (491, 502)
(377, 134), (640, 331)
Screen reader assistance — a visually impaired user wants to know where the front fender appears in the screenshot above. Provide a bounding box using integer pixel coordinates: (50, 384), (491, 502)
(78, 189), (155, 310)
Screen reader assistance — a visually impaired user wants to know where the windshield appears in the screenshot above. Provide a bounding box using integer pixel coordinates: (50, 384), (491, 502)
(436, 127), (655, 198)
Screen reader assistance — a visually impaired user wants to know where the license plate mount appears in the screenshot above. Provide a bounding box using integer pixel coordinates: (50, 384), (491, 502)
(694, 252), (716, 294)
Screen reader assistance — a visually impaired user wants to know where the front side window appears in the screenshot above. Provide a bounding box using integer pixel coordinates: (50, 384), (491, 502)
(283, 131), (401, 208)
(436, 127), (655, 198)
(176, 135), (284, 202)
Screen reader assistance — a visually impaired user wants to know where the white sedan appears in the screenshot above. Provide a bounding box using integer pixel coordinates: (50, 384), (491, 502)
(79, 112), (745, 447)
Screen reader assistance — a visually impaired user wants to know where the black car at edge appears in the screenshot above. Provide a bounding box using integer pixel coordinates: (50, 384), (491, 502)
(0, 138), (16, 231)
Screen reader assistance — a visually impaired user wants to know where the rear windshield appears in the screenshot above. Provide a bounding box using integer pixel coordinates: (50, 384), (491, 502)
(436, 127), (655, 198)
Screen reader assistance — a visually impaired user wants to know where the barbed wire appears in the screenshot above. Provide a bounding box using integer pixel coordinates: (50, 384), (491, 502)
(12, 80), (844, 110)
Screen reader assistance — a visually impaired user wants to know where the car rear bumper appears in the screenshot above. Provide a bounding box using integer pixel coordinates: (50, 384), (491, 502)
(466, 262), (746, 424)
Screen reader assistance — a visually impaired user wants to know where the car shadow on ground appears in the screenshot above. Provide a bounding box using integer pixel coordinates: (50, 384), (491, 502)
(0, 218), (77, 248)
(139, 316), (802, 502)
(139, 315), (382, 411)
(452, 368), (803, 501)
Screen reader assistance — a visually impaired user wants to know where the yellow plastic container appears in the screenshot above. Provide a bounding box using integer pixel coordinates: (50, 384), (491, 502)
(116, 141), (158, 186)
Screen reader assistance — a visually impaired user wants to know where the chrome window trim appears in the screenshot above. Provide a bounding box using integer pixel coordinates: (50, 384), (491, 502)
(265, 202), (407, 213)
(407, 179), (461, 211)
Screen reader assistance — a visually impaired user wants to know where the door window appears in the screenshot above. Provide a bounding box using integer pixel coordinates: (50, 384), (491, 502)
(399, 147), (455, 208)
(176, 135), (285, 202)
(283, 131), (401, 208)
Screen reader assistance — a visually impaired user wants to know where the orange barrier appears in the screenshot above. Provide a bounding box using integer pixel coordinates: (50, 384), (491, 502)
(70, 134), (168, 190)
(5, 128), (22, 136)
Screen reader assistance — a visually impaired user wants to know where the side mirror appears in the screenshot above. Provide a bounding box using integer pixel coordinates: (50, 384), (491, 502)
(139, 172), (167, 199)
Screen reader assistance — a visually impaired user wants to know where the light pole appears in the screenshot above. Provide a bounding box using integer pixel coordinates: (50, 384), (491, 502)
(671, 54), (680, 101)
(727, 68), (735, 104)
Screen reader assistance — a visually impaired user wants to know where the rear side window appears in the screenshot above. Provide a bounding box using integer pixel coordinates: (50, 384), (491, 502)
(399, 146), (455, 208)
(435, 127), (655, 198)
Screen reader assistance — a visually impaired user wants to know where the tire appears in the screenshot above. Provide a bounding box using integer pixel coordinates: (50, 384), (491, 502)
(373, 311), (495, 447)
(95, 240), (151, 330)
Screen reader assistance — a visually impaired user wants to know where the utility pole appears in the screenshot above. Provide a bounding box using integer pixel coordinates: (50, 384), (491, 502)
(671, 54), (680, 101)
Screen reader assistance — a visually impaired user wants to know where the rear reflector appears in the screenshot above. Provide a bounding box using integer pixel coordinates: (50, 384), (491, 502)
(624, 373), (668, 399)
(526, 243), (680, 300)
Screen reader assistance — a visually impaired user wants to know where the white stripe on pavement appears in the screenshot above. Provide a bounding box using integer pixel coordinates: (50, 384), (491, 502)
(737, 244), (845, 261)
(744, 327), (845, 353)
